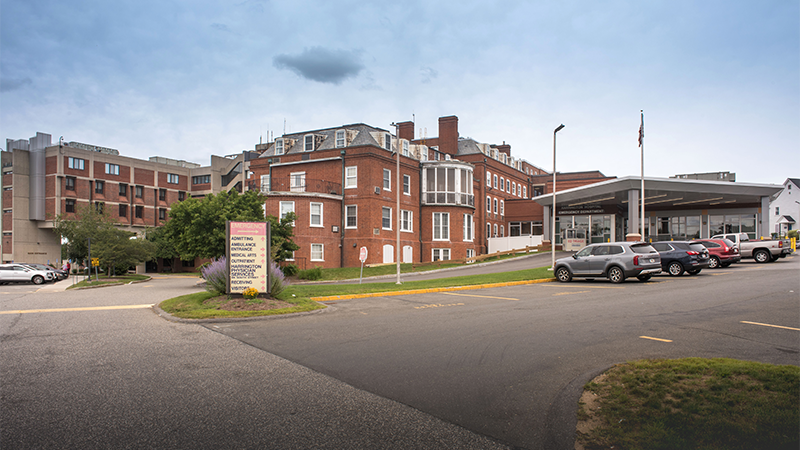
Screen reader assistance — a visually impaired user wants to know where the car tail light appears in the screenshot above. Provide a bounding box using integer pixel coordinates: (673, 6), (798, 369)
(634, 255), (640, 265)
(779, 241), (783, 248)
(686, 251), (699, 255)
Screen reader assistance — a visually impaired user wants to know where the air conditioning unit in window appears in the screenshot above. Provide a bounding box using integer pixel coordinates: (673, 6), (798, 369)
(374, 186), (380, 194)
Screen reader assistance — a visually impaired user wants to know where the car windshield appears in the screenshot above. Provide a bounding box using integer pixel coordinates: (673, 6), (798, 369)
(575, 247), (593, 257)
(631, 244), (657, 254)
(689, 243), (707, 252)
(722, 239), (735, 247)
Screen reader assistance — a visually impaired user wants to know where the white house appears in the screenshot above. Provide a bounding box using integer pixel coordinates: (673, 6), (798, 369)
(770, 178), (799, 236)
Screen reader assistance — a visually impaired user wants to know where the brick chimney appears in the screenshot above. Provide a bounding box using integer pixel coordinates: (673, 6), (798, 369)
(496, 141), (511, 156)
(397, 121), (414, 141)
(438, 115), (458, 156)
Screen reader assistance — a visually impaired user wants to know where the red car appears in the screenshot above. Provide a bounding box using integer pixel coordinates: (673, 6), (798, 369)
(692, 239), (741, 269)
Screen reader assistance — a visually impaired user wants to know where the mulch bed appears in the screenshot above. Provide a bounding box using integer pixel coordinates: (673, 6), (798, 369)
(203, 295), (296, 311)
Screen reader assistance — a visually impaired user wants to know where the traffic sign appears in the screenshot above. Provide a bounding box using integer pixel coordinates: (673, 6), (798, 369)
(359, 246), (368, 262)
(91, 258), (99, 267)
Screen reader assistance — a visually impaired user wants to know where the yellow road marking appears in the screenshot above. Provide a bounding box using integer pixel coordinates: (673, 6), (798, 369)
(640, 336), (673, 342)
(553, 290), (590, 296)
(0, 304), (154, 315)
(442, 292), (519, 301)
(740, 321), (800, 331)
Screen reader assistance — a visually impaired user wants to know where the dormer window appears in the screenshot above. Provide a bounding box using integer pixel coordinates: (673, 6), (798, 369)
(402, 140), (409, 157)
(335, 130), (346, 148)
(275, 138), (284, 155)
(384, 133), (392, 150)
(304, 135), (314, 152)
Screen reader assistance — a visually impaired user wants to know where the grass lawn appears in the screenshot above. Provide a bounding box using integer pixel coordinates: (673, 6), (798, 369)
(68, 274), (150, 289)
(158, 291), (323, 319)
(577, 358), (800, 450)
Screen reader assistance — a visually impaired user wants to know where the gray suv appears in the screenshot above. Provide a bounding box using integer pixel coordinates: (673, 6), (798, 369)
(554, 242), (662, 283)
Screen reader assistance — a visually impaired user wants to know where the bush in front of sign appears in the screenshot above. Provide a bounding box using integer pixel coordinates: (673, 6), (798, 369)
(200, 257), (227, 295)
(242, 287), (259, 299)
(269, 260), (287, 297)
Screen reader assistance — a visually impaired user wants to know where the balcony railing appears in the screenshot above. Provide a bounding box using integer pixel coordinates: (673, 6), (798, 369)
(247, 179), (342, 196)
(423, 192), (474, 207)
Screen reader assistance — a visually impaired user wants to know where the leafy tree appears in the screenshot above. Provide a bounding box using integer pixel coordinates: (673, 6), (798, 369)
(267, 212), (300, 262)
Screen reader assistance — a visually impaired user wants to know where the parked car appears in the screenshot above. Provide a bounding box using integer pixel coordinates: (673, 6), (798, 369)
(710, 232), (792, 263)
(651, 241), (710, 276)
(691, 239), (740, 268)
(554, 242), (661, 284)
(0, 264), (53, 285)
(20, 263), (64, 281)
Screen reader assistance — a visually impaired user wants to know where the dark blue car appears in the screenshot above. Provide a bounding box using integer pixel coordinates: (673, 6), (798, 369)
(651, 241), (710, 276)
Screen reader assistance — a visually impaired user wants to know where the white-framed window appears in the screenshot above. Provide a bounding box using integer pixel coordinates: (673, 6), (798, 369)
(383, 169), (391, 191)
(275, 138), (284, 155)
(486, 195), (491, 213)
(345, 166), (357, 189)
(506, 181), (510, 193)
(487, 223), (491, 238)
(486, 171), (491, 185)
(403, 174), (411, 195)
(345, 205), (357, 228)
(382, 207), (392, 230)
(260, 174), (270, 193)
(494, 224), (498, 237)
(290, 172), (306, 192)
(280, 201), (295, 225)
(384, 133), (392, 150)
(493, 198), (498, 214)
(493, 174), (498, 188)
(500, 200), (504, 216)
(286, 251), (295, 261)
(401, 210), (413, 232)
(432, 248), (450, 261)
(310, 202), (323, 227)
(68, 157), (85, 170)
(463, 214), (473, 241)
(433, 212), (449, 241)
(512, 182), (516, 196)
(311, 243), (324, 261)
(335, 130), (346, 148)
(500, 177), (505, 191)
(105, 163), (119, 175)
(402, 140), (409, 157)
(523, 186), (527, 198)
(168, 173), (179, 184)
(304, 134), (314, 151)
(467, 249), (475, 259)
(501, 225), (505, 237)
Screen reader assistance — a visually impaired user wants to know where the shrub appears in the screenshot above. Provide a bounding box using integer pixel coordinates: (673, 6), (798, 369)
(200, 257), (227, 295)
(281, 263), (298, 277)
(242, 287), (259, 299)
(298, 266), (323, 281)
(788, 230), (798, 240)
(269, 260), (288, 296)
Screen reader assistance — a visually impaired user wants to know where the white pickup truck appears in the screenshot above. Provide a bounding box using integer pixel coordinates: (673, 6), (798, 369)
(710, 233), (792, 263)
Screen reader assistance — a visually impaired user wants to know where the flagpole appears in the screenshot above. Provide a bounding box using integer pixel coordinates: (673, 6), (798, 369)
(640, 110), (645, 241)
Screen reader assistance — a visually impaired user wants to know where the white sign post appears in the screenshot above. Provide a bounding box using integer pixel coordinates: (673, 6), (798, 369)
(359, 246), (368, 284)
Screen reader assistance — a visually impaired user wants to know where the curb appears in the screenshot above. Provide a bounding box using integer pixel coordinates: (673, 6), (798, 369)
(311, 277), (556, 301)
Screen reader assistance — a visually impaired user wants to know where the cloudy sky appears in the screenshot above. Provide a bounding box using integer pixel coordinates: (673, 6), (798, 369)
(1, 0), (797, 184)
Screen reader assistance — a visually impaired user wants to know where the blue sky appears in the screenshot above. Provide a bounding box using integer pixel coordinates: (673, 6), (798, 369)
(1, 0), (797, 184)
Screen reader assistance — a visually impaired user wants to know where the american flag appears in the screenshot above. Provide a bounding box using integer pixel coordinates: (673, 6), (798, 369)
(638, 114), (644, 147)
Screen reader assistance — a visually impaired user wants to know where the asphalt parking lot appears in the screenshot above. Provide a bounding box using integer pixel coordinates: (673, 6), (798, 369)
(210, 255), (800, 449)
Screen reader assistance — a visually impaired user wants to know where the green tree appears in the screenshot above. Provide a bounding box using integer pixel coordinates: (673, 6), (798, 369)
(267, 212), (300, 262)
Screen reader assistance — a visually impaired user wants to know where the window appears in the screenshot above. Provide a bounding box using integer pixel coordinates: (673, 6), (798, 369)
(423, 166), (473, 206)
(383, 169), (391, 190)
(402, 140), (409, 157)
(311, 244), (324, 261)
(486, 196), (491, 212)
(95, 202), (104, 213)
(486, 171), (491, 185)
(432, 248), (450, 261)
(66, 177), (75, 191)
(336, 130), (346, 148)
(464, 214), (473, 241)
(65, 199), (75, 213)
(500, 177), (505, 191)
(167, 173), (179, 184)
(290, 172), (306, 192)
(493, 174), (498, 188)
(275, 138), (284, 155)
(280, 201), (295, 221)
(401, 210), (412, 232)
(119, 204), (127, 217)
(533, 185), (544, 197)
(775, 207), (780, 216)
(467, 249), (475, 259)
(260, 174), (270, 193)
(494, 224), (498, 237)
(159, 208), (166, 221)
(345, 166), (357, 189)
(304, 135), (314, 151)
(506, 181), (510, 193)
(345, 205), (357, 228)
(95, 180), (104, 194)
(178, 191), (185, 201)
(135, 206), (143, 218)
(487, 223), (492, 238)
(433, 212), (449, 240)
(105, 163), (119, 175)
(382, 207), (392, 230)
(403, 174), (410, 195)
(384, 133), (392, 150)
(523, 186), (527, 198)
(493, 198), (498, 214)
(135, 186), (143, 198)
(500, 225), (504, 237)
(68, 157), (84, 170)
(119, 184), (127, 196)
(159, 189), (166, 201)
(192, 175), (211, 185)
(310, 202), (323, 227)
(512, 182), (516, 196)
(500, 200), (504, 216)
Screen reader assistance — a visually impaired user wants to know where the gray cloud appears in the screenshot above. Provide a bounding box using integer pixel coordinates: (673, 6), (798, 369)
(1, 77), (33, 92)
(273, 47), (364, 84)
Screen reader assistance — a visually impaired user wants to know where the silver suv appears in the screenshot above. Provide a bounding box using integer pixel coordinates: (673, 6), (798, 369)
(554, 242), (662, 283)
(0, 264), (53, 285)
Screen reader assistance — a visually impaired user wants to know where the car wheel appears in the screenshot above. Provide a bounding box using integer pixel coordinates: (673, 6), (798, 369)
(708, 256), (720, 269)
(32, 275), (45, 285)
(668, 262), (684, 276)
(555, 267), (572, 282)
(754, 250), (771, 263)
(607, 266), (625, 283)
(637, 274), (651, 282)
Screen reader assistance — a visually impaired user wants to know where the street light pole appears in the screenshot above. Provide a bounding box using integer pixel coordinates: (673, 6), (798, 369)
(552, 124), (565, 269)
